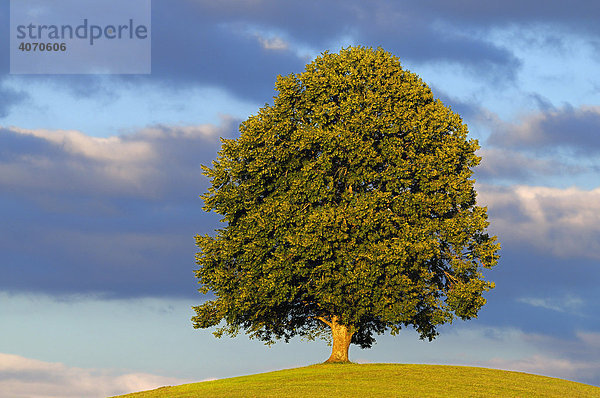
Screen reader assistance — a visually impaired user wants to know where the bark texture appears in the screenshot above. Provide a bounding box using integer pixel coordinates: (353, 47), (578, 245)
(324, 316), (354, 363)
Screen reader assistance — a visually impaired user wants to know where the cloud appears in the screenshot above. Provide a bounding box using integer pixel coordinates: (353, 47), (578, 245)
(0, 1), (304, 102)
(0, 121), (236, 297)
(434, 1), (600, 32)
(8, 0), (575, 110)
(485, 354), (600, 384)
(488, 105), (600, 155)
(0, 126), (150, 197)
(0, 83), (27, 118)
(475, 147), (584, 181)
(468, 105), (600, 184)
(577, 332), (600, 350)
(365, 325), (600, 386)
(517, 295), (584, 314)
(477, 184), (600, 259)
(0, 118), (237, 200)
(146, 0), (304, 102)
(428, 326), (600, 385)
(0, 228), (200, 296)
(2, 0), (597, 103)
(240, 27), (291, 51)
(9, 127), (155, 163)
(197, 0), (522, 79)
(0, 352), (192, 398)
(481, 329), (600, 385)
(44, 0), (521, 104)
(2, 120), (599, 298)
(257, 35), (289, 50)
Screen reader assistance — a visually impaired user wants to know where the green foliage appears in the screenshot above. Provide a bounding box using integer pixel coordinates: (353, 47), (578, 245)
(192, 46), (500, 348)
(112, 364), (600, 398)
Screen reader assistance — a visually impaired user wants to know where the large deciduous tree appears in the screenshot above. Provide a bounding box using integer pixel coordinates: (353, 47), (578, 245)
(192, 46), (500, 363)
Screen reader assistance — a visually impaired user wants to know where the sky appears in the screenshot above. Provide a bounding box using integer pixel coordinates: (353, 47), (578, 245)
(1, 0), (600, 396)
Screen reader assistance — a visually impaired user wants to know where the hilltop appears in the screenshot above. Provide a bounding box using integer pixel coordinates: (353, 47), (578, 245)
(112, 363), (600, 397)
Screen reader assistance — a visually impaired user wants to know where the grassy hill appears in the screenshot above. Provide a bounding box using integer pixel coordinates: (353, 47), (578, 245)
(112, 363), (600, 397)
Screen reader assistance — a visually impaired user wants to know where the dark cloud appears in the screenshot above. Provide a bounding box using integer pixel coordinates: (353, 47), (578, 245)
(182, 0), (522, 84)
(411, 95), (594, 184)
(0, 0), (545, 104)
(432, 91), (495, 124)
(0, 4), (7, 75)
(412, 1), (600, 32)
(4, 0), (597, 105)
(149, 0), (600, 101)
(147, 0), (305, 103)
(474, 148), (586, 182)
(2, 121), (599, 301)
(475, 245), (600, 347)
(528, 93), (556, 112)
(0, 120), (240, 298)
(0, 85), (27, 118)
(0, 223), (208, 298)
(487, 245), (600, 301)
(445, 102), (600, 186)
(0, 128), (60, 160)
(488, 105), (600, 155)
(2, 0), (526, 102)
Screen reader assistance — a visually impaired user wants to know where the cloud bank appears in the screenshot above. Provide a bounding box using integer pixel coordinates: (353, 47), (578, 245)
(0, 121), (239, 297)
(0, 352), (192, 398)
(482, 330), (600, 384)
(0, 119), (236, 200)
(488, 105), (600, 155)
(1, 118), (599, 298)
(478, 184), (600, 259)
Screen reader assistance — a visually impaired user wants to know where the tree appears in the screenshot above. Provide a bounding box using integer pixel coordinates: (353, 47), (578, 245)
(192, 46), (500, 363)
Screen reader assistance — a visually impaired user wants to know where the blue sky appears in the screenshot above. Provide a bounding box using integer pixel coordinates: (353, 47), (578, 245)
(1, 0), (600, 396)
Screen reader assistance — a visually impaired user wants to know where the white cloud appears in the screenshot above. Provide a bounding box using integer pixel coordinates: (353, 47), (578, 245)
(257, 35), (289, 51)
(0, 120), (234, 200)
(138, 123), (226, 140)
(477, 184), (600, 259)
(518, 295), (584, 313)
(0, 353), (191, 398)
(10, 127), (155, 163)
(223, 21), (291, 52)
(485, 354), (600, 382)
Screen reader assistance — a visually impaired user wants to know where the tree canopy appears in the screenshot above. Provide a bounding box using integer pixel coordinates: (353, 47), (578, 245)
(192, 46), (500, 362)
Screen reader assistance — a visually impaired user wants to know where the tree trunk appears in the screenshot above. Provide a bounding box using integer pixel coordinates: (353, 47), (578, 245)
(324, 316), (353, 363)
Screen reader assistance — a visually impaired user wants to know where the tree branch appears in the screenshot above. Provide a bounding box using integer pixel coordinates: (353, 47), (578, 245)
(444, 271), (460, 285)
(316, 316), (332, 328)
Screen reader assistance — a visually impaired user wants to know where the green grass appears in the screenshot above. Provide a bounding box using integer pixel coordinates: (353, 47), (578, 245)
(111, 363), (600, 398)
